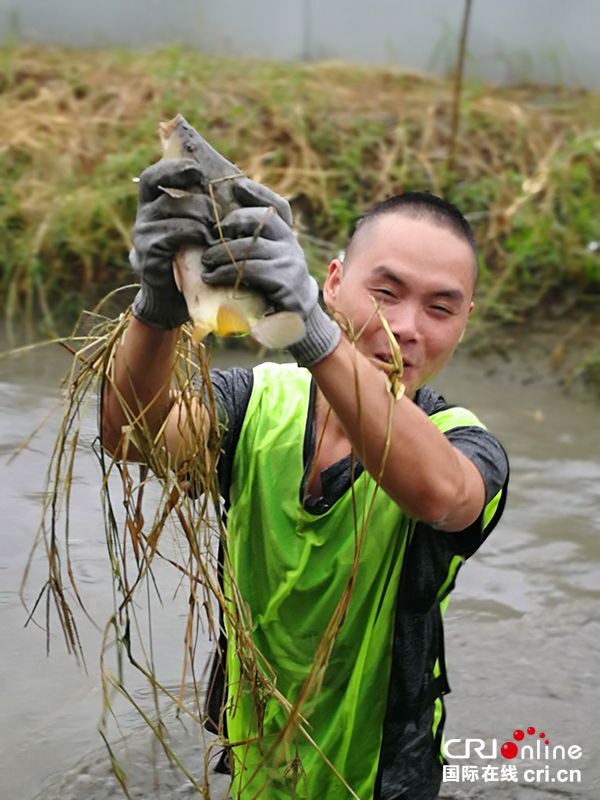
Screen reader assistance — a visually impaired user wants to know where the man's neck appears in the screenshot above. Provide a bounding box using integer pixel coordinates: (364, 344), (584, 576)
(314, 388), (346, 442)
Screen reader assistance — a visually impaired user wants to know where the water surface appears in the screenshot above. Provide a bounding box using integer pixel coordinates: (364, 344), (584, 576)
(0, 342), (598, 799)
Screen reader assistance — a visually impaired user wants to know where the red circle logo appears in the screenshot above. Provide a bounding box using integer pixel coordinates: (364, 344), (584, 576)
(501, 741), (519, 759)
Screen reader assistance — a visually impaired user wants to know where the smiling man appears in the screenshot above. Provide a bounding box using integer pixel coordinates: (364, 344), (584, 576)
(102, 167), (509, 800)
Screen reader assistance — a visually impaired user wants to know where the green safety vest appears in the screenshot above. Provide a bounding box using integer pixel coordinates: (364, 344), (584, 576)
(223, 362), (502, 799)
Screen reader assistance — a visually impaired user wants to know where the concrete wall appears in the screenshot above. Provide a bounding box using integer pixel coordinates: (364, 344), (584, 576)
(1, 0), (598, 88)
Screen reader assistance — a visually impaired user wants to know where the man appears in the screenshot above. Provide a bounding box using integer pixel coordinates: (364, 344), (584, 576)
(102, 159), (508, 799)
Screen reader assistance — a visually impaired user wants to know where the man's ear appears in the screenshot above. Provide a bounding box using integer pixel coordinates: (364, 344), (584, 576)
(458, 301), (475, 343)
(323, 258), (344, 308)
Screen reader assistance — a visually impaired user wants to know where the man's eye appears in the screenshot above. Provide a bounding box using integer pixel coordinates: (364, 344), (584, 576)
(373, 287), (395, 298)
(431, 305), (453, 315)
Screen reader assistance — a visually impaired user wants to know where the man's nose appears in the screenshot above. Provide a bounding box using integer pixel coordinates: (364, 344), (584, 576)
(386, 301), (419, 342)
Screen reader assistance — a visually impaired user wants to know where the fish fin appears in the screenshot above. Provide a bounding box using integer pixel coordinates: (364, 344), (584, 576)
(158, 184), (193, 199)
(216, 303), (251, 336)
(250, 313), (306, 349)
(192, 321), (212, 342)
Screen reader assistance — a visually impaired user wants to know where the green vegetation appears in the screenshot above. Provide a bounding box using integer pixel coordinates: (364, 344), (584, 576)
(1, 45), (599, 383)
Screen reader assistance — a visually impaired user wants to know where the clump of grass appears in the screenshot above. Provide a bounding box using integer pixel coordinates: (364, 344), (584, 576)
(1, 44), (598, 349)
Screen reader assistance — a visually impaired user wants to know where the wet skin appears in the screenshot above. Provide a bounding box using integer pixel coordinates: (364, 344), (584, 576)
(322, 213), (476, 398)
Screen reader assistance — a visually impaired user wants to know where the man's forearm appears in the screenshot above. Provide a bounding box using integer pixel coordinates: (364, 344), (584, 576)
(102, 317), (179, 457)
(310, 336), (485, 531)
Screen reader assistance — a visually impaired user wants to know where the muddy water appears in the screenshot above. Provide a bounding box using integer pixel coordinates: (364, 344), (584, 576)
(0, 342), (598, 799)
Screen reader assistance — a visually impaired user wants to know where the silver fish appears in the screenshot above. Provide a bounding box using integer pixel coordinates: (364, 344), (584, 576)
(158, 114), (305, 347)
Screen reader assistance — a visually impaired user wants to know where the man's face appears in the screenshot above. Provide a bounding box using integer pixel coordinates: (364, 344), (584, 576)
(323, 213), (476, 397)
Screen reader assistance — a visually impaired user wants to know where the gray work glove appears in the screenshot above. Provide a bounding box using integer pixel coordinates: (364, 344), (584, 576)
(130, 159), (219, 329)
(227, 176), (294, 227)
(201, 179), (341, 366)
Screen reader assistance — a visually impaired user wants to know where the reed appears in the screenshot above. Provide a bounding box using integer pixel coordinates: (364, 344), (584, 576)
(17, 287), (406, 796)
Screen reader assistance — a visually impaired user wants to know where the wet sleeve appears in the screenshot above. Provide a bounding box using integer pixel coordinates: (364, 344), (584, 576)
(415, 387), (508, 513)
(198, 367), (254, 503)
(445, 425), (508, 506)
(439, 426), (509, 559)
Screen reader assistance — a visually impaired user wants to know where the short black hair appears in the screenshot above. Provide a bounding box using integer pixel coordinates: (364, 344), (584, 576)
(345, 191), (479, 282)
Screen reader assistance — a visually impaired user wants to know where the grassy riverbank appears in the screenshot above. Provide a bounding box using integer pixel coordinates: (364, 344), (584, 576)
(1, 45), (599, 386)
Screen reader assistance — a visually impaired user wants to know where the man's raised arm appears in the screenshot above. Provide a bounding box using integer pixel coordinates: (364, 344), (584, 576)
(310, 338), (486, 532)
(101, 158), (217, 464)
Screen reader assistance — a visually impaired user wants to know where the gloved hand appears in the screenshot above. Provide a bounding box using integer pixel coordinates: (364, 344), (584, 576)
(227, 176), (294, 227)
(130, 159), (219, 329)
(201, 179), (341, 366)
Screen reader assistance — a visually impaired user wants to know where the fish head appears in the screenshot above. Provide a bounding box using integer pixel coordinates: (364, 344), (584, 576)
(159, 116), (306, 351)
(159, 114), (242, 212)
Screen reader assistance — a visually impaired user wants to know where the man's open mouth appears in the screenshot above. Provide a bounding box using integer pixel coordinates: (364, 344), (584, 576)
(371, 353), (414, 373)
(371, 353), (401, 371)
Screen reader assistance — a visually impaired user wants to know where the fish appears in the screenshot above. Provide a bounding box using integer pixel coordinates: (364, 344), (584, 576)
(157, 114), (305, 348)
